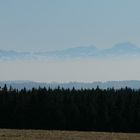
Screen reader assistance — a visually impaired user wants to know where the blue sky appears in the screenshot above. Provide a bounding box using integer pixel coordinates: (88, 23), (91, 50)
(0, 0), (140, 82)
(0, 0), (140, 51)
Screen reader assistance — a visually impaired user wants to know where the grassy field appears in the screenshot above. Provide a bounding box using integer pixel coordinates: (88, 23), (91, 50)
(0, 129), (140, 140)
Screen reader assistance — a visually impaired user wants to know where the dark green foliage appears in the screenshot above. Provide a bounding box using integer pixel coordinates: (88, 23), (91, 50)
(0, 85), (140, 132)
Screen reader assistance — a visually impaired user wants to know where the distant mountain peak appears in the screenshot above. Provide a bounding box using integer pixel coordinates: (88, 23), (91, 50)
(0, 42), (140, 60)
(113, 42), (139, 50)
(107, 42), (140, 56)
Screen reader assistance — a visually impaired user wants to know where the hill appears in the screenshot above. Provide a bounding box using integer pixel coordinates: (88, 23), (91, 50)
(0, 80), (140, 90)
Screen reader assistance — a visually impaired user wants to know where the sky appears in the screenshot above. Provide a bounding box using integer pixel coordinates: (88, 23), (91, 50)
(0, 0), (140, 51)
(1, 59), (140, 83)
(0, 0), (140, 82)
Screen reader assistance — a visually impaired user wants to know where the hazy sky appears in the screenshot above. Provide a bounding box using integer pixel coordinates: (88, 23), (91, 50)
(0, 0), (140, 82)
(0, 0), (140, 51)
(1, 58), (140, 83)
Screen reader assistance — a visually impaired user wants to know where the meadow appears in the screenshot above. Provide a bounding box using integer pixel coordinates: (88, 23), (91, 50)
(0, 129), (140, 140)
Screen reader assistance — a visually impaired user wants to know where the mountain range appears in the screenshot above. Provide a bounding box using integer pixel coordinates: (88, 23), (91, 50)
(0, 42), (140, 60)
(1, 80), (140, 90)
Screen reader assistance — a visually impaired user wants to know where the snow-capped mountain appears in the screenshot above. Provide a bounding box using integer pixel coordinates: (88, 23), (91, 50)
(103, 42), (140, 57)
(0, 50), (33, 60)
(0, 42), (140, 60)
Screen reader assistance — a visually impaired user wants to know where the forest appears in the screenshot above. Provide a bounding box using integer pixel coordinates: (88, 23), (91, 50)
(0, 84), (140, 132)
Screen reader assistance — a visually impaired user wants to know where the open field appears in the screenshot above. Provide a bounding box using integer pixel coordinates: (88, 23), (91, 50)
(0, 129), (140, 140)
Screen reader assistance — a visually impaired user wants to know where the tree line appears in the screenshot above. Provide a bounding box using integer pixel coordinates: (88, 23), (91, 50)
(0, 84), (140, 132)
